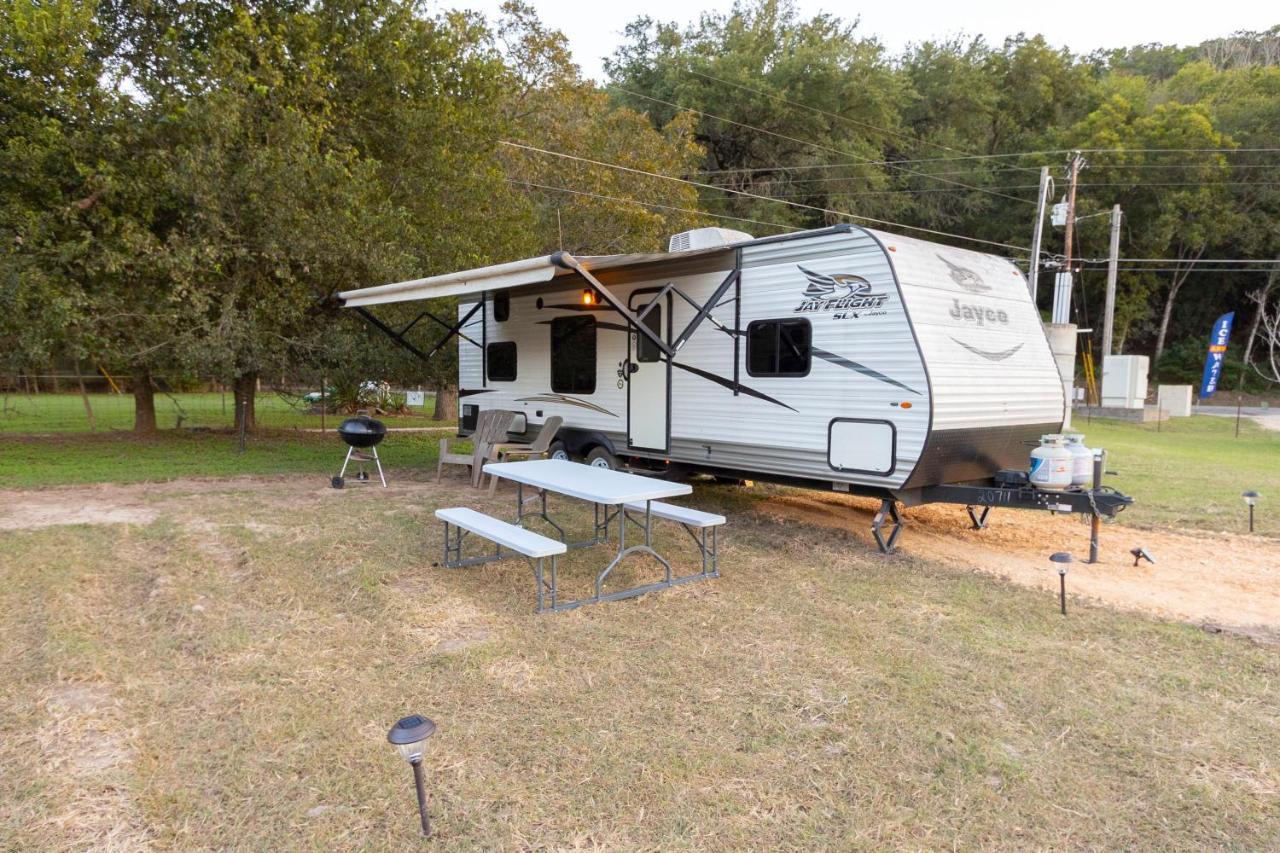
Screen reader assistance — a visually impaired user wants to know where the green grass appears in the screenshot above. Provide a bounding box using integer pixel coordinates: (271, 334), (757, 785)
(1077, 414), (1279, 534)
(2, 413), (1274, 536)
(0, 390), (436, 433)
(1, 478), (1277, 849)
(0, 430), (452, 487)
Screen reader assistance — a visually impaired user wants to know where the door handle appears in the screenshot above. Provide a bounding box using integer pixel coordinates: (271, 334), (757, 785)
(628, 362), (639, 375)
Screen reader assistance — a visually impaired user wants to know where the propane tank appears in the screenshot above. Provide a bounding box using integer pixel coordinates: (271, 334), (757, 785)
(1064, 433), (1094, 487)
(1029, 434), (1073, 491)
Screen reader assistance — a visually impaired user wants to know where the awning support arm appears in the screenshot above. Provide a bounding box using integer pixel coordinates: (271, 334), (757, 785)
(422, 310), (481, 348)
(554, 253), (674, 359)
(671, 268), (741, 352)
(353, 301), (483, 365)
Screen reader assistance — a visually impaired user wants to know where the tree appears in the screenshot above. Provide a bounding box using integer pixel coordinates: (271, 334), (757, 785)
(606, 0), (902, 232)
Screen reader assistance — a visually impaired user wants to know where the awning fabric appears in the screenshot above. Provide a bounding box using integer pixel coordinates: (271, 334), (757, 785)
(337, 248), (731, 308)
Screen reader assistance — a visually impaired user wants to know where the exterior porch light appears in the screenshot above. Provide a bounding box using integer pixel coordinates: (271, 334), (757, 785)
(1242, 491), (1260, 533)
(581, 288), (596, 306)
(387, 714), (437, 837)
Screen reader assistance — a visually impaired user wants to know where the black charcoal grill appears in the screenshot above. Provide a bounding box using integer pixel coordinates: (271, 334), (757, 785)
(332, 415), (387, 488)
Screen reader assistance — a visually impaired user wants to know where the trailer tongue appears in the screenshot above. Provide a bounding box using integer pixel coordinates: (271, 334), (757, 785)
(881, 456), (1134, 559)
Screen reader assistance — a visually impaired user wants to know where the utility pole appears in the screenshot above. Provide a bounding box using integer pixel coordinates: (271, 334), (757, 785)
(1028, 166), (1051, 303)
(1049, 152), (1085, 428)
(1101, 204), (1122, 370)
(1052, 152), (1085, 324)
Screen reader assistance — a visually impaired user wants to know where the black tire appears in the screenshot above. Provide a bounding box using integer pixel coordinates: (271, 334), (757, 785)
(331, 476), (345, 489)
(585, 446), (619, 470)
(547, 440), (570, 462)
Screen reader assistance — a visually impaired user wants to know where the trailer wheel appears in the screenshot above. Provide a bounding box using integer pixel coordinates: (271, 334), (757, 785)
(547, 440), (570, 462)
(585, 446), (619, 470)
(331, 476), (345, 489)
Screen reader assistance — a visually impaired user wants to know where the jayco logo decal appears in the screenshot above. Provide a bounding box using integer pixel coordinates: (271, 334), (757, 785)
(937, 254), (990, 293)
(794, 266), (889, 319)
(949, 299), (1009, 326)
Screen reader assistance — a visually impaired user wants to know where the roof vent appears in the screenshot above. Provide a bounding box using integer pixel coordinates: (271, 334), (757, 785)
(668, 227), (754, 252)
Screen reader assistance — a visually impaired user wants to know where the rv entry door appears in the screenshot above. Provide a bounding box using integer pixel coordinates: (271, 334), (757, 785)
(626, 289), (670, 452)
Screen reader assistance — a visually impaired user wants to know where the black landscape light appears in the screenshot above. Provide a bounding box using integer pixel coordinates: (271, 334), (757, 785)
(387, 714), (437, 837)
(1242, 491), (1260, 533)
(1050, 552), (1073, 616)
(1129, 547), (1155, 567)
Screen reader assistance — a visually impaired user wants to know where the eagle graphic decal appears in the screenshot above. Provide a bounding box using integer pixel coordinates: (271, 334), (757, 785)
(936, 254), (990, 293)
(799, 265), (873, 298)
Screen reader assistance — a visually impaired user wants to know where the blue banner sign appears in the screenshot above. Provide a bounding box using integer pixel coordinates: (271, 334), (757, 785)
(1198, 312), (1235, 398)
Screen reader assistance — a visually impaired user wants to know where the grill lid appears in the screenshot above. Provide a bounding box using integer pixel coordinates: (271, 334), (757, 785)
(338, 416), (387, 447)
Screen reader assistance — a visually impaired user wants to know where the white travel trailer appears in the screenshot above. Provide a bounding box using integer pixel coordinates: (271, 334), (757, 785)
(340, 224), (1129, 551)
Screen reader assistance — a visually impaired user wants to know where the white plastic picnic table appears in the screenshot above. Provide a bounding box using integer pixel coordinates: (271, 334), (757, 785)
(482, 459), (697, 611)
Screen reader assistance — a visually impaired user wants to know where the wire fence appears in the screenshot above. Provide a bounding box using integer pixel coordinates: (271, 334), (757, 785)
(0, 374), (443, 435)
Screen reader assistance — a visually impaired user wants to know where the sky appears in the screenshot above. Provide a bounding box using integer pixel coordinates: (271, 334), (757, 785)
(446, 0), (1278, 81)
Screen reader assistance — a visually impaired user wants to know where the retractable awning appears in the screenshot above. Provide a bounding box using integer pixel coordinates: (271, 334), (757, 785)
(337, 247), (731, 308)
(337, 247), (738, 363)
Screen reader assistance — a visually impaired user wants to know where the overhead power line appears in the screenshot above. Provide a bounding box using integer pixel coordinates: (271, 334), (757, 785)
(499, 140), (1030, 254)
(504, 178), (802, 233)
(684, 68), (1042, 176)
(610, 85), (1036, 206)
(695, 149), (1280, 176)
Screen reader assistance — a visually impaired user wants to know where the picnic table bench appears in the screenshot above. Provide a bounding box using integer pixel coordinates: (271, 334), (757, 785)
(435, 460), (726, 613)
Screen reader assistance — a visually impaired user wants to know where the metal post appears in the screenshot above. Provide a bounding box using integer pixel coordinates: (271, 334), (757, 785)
(1088, 450), (1104, 564)
(1059, 572), (1067, 615)
(1250, 504), (1255, 534)
(411, 759), (431, 837)
(1029, 166), (1051, 303)
(1101, 204), (1122, 376)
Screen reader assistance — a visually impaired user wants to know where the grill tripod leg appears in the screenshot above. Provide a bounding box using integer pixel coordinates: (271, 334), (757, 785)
(871, 500), (903, 554)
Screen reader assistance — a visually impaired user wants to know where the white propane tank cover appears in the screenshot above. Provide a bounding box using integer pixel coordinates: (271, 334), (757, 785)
(1030, 434), (1073, 491)
(1064, 433), (1094, 486)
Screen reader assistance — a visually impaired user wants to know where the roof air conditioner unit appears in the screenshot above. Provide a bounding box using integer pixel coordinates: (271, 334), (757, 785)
(668, 227), (754, 252)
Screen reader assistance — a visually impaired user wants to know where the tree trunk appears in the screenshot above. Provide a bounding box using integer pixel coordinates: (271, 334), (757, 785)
(432, 385), (458, 422)
(233, 372), (257, 432)
(1153, 249), (1205, 377)
(133, 366), (157, 434)
(75, 360), (96, 432)
(1153, 274), (1195, 376)
(1240, 263), (1279, 386)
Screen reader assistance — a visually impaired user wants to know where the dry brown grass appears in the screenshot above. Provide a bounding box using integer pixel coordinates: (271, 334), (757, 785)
(1, 474), (1279, 850)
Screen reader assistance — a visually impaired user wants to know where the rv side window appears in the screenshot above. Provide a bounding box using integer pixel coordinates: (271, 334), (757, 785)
(492, 291), (510, 322)
(747, 319), (811, 377)
(636, 303), (662, 363)
(487, 341), (517, 382)
(551, 316), (596, 393)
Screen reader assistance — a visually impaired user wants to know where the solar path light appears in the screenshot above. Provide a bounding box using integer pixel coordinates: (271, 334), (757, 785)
(388, 714), (437, 837)
(1050, 552), (1073, 616)
(1242, 491), (1260, 533)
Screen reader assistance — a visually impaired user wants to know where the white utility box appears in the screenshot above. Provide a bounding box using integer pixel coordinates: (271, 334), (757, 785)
(1101, 355), (1149, 409)
(1156, 384), (1192, 417)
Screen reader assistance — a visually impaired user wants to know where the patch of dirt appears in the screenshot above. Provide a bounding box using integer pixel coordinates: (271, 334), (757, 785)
(38, 682), (151, 848)
(0, 498), (156, 530)
(754, 492), (1280, 636)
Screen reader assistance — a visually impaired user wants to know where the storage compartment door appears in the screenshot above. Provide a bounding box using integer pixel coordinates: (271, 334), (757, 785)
(828, 419), (896, 476)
